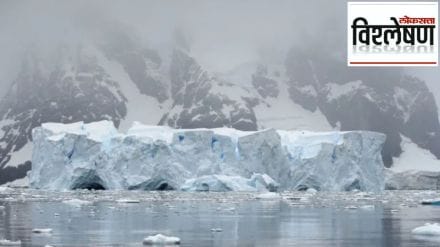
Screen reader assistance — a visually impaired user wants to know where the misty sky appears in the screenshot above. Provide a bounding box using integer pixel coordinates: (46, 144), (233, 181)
(0, 0), (438, 106)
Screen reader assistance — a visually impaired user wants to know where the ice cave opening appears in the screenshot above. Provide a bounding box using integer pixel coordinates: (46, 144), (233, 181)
(128, 179), (175, 191)
(72, 182), (106, 190)
(70, 171), (107, 190)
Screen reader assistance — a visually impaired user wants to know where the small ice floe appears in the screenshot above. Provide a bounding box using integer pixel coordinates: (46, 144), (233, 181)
(344, 205), (358, 210)
(211, 228), (223, 232)
(0, 239), (21, 246)
(62, 199), (92, 207)
(412, 223), (440, 236)
(255, 192), (281, 200)
(143, 234), (180, 245)
(284, 196), (303, 201)
(360, 205), (375, 210)
(116, 199), (140, 203)
(32, 228), (53, 234)
(421, 199), (440, 206)
(306, 188), (318, 194)
(0, 187), (11, 193)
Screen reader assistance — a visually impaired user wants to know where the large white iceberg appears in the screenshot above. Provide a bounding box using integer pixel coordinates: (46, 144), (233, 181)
(29, 121), (386, 192)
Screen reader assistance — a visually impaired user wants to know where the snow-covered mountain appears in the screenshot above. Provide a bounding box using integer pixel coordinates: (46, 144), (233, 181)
(1, 26), (439, 185)
(0, 44), (127, 184)
(284, 45), (440, 167)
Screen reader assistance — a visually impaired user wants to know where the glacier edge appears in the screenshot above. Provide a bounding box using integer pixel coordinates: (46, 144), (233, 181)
(29, 120), (386, 192)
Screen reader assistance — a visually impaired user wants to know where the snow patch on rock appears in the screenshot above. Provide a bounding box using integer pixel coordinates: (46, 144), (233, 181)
(4, 142), (32, 168)
(326, 80), (364, 101)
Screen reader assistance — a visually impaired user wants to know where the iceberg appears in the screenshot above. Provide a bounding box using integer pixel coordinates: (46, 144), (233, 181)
(255, 192), (282, 200)
(32, 228), (53, 234)
(412, 223), (440, 236)
(116, 199), (140, 203)
(0, 239), (21, 246)
(421, 199), (440, 205)
(142, 234), (180, 245)
(29, 121), (386, 192)
(62, 199), (92, 207)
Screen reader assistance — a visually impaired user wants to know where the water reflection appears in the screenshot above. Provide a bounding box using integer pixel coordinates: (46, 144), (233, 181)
(0, 191), (440, 246)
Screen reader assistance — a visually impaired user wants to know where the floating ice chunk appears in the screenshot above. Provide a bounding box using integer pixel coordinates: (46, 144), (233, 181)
(306, 188), (318, 193)
(0, 239), (21, 246)
(344, 205), (358, 210)
(249, 174), (279, 192)
(255, 192), (282, 200)
(32, 228), (53, 234)
(116, 199), (140, 203)
(211, 228), (223, 232)
(62, 199), (92, 207)
(142, 234), (180, 245)
(360, 205), (375, 210)
(412, 223), (440, 236)
(421, 199), (440, 205)
(0, 187), (10, 192)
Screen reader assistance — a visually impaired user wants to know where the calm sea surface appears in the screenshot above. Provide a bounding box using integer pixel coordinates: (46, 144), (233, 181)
(1, 189), (440, 246)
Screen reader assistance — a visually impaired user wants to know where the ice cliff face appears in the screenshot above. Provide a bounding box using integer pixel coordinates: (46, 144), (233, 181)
(29, 121), (386, 192)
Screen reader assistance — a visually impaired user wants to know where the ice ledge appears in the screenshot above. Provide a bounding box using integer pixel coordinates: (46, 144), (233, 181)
(385, 169), (440, 190)
(30, 120), (386, 192)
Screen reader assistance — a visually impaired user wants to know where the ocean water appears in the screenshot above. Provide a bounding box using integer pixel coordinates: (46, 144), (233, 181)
(1, 189), (440, 246)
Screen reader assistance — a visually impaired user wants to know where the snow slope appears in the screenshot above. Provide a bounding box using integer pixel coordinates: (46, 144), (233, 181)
(96, 50), (170, 131)
(392, 135), (440, 172)
(385, 135), (440, 190)
(254, 77), (332, 131)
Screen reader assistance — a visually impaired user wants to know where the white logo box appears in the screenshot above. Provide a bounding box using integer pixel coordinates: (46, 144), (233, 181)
(347, 2), (438, 67)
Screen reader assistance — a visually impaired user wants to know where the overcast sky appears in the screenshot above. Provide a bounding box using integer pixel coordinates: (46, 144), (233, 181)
(0, 0), (438, 104)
